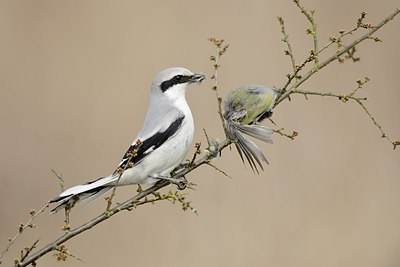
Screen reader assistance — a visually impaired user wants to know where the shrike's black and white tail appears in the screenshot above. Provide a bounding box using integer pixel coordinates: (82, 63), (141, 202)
(50, 176), (116, 213)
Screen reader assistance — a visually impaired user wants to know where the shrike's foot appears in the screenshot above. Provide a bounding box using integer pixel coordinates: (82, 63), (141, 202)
(153, 175), (187, 190)
(174, 177), (187, 190)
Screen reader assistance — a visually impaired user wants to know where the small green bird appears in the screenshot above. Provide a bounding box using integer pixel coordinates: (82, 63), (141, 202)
(223, 85), (278, 173)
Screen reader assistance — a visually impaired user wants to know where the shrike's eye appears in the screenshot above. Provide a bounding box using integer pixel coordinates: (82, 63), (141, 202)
(160, 74), (190, 92)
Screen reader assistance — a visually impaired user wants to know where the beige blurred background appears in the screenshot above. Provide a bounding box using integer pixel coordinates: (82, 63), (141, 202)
(1, 1), (399, 266)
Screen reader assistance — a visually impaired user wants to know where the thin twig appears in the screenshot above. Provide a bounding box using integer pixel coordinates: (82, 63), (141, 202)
(291, 77), (399, 148)
(276, 8), (400, 105)
(53, 244), (84, 263)
(293, 89), (367, 102)
(20, 239), (40, 263)
(317, 12), (374, 57)
(318, 25), (358, 56)
(355, 98), (399, 149)
(142, 191), (199, 215)
(206, 162), (232, 179)
(51, 169), (64, 193)
(208, 38), (229, 136)
(0, 203), (49, 261)
(273, 128), (299, 140)
(189, 142), (201, 166)
(106, 140), (142, 211)
(278, 17), (297, 72)
(294, 0), (319, 65)
(203, 128), (211, 147)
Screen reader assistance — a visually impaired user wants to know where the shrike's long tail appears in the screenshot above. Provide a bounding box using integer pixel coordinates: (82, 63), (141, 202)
(50, 176), (116, 213)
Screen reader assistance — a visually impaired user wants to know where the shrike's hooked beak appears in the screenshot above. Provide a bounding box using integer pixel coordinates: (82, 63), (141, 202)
(189, 73), (206, 84)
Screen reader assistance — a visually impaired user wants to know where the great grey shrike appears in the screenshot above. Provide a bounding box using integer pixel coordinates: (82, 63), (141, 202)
(50, 67), (205, 213)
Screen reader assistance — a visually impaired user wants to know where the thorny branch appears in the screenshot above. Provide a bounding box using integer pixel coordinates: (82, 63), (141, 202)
(0, 204), (49, 263)
(292, 77), (399, 147)
(13, 138), (230, 267)
(277, 9), (400, 98)
(208, 37), (230, 136)
(294, 0), (319, 65)
(278, 17), (297, 74)
(275, 5), (400, 149)
(2, 3), (399, 267)
(51, 169), (65, 193)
